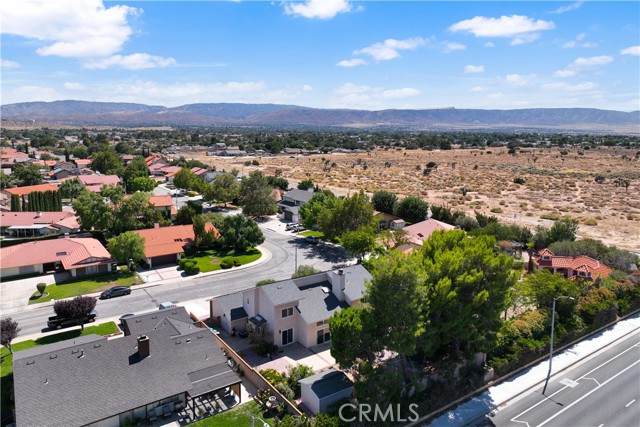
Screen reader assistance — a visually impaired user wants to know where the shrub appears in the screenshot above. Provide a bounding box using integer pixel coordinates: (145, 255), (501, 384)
(257, 279), (276, 286)
(490, 207), (503, 213)
(577, 287), (618, 327)
(36, 283), (47, 296)
(260, 368), (285, 386)
(513, 177), (526, 185)
(184, 264), (200, 275)
(220, 257), (234, 269)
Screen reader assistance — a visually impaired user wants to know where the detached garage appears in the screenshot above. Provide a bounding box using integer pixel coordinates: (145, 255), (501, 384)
(299, 370), (353, 415)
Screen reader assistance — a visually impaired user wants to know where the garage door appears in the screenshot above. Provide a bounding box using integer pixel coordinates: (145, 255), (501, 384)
(284, 211), (293, 221)
(151, 254), (177, 266)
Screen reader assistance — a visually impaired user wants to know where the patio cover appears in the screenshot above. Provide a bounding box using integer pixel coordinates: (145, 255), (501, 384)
(187, 364), (242, 398)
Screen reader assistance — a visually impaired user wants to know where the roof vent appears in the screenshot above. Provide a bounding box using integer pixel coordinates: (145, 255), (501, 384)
(77, 350), (84, 359)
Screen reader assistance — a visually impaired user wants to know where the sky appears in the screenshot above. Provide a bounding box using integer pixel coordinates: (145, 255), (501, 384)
(1, 0), (639, 111)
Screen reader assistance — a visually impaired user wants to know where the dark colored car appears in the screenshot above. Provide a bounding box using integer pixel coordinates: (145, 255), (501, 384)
(100, 286), (131, 299)
(305, 236), (319, 244)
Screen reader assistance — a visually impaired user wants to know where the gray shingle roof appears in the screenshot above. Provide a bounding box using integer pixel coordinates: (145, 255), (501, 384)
(122, 306), (193, 336)
(283, 189), (314, 204)
(298, 282), (349, 324)
(299, 369), (353, 399)
(13, 324), (239, 427)
(340, 265), (372, 302)
(259, 279), (302, 306)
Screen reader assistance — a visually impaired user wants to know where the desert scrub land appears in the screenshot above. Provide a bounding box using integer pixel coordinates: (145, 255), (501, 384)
(192, 146), (640, 252)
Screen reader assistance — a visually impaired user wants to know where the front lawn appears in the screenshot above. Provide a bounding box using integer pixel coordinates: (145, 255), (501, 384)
(0, 322), (120, 425)
(299, 230), (324, 238)
(187, 248), (261, 273)
(29, 271), (142, 304)
(187, 401), (274, 427)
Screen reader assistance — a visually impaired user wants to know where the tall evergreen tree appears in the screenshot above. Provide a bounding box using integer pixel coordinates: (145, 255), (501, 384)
(10, 194), (21, 212)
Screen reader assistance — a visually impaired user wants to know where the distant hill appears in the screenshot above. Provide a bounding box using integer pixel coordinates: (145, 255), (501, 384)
(1, 100), (639, 133)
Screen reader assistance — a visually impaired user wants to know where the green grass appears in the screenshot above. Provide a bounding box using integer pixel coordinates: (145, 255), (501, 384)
(188, 248), (261, 273)
(187, 401), (274, 427)
(299, 230), (324, 238)
(1, 322), (120, 425)
(28, 271), (141, 304)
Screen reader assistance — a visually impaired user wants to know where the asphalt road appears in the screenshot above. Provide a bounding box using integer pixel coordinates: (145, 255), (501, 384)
(8, 227), (353, 337)
(487, 330), (640, 427)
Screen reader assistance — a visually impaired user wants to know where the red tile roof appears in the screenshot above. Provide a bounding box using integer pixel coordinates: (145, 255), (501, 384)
(534, 248), (612, 280)
(403, 218), (455, 246)
(74, 159), (92, 166)
(147, 195), (177, 216)
(0, 238), (112, 270)
(0, 211), (79, 229)
(78, 175), (120, 186)
(132, 223), (220, 258)
(4, 184), (59, 196)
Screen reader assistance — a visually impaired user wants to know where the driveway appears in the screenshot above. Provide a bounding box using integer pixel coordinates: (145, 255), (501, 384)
(0, 272), (69, 316)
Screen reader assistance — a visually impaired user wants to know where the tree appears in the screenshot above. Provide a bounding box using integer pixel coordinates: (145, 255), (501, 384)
(53, 296), (97, 331)
(239, 170), (277, 217)
(72, 189), (113, 231)
(108, 232), (146, 265)
(341, 225), (376, 262)
(10, 193), (21, 212)
(547, 218), (579, 244)
(59, 177), (84, 202)
(90, 149), (124, 175)
(521, 269), (579, 319)
(0, 171), (9, 189)
(395, 195), (428, 224)
(173, 168), (198, 191)
(220, 214), (265, 251)
(371, 190), (398, 214)
(36, 282), (46, 296)
(1, 317), (21, 354)
(329, 306), (380, 369)
(267, 175), (289, 191)
(113, 192), (163, 234)
(317, 190), (374, 240)
(292, 265), (322, 278)
(297, 179), (314, 191)
(123, 156), (150, 188)
(12, 163), (42, 186)
(128, 176), (157, 192)
(205, 174), (240, 207)
(299, 190), (337, 230)
(175, 205), (196, 225)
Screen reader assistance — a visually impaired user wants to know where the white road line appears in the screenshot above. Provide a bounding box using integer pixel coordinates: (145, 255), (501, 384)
(510, 340), (640, 424)
(583, 377), (601, 386)
(625, 399), (636, 408)
(537, 359), (640, 427)
(598, 424), (604, 427)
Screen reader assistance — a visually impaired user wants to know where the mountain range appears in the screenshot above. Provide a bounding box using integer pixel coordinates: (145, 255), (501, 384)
(2, 101), (639, 133)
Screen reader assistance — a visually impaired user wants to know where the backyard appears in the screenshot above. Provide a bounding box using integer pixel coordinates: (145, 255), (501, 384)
(0, 322), (120, 425)
(186, 248), (262, 273)
(187, 401), (274, 427)
(28, 271), (142, 304)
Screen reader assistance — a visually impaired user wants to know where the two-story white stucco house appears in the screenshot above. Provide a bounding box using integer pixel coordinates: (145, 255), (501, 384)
(209, 265), (371, 348)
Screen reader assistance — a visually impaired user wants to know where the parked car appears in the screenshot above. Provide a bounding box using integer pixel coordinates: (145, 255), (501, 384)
(47, 309), (97, 330)
(305, 236), (319, 245)
(100, 286), (131, 299)
(159, 301), (177, 310)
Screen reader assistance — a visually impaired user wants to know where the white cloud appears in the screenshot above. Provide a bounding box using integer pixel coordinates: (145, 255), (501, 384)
(302, 84), (314, 92)
(449, 15), (555, 45)
(336, 58), (367, 67)
(470, 86), (487, 92)
(1, 0), (139, 58)
(621, 45), (640, 56)
(331, 82), (421, 109)
(63, 82), (86, 91)
(441, 41), (466, 53)
(554, 55), (614, 77)
(283, 0), (352, 20)
(484, 42), (495, 48)
(8, 85), (61, 102)
(551, 1), (584, 14)
(562, 33), (597, 48)
(541, 82), (597, 92)
(503, 73), (537, 86)
(382, 88), (421, 98)
(464, 65), (485, 74)
(354, 37), (427, 61)
(1, 59), (20, 69)
(83, 53), (176, 70)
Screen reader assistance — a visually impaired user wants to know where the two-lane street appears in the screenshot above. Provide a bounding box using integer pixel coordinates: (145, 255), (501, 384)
(488, 330), (640, 427)
(6, 227), (353, 337)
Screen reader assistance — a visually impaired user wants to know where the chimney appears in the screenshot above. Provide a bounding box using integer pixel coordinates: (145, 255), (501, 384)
(36, 211), (42, 218)
(137, 335), (150, 358)
(153, 223), (160, 229)
(338, 269), (344, 275)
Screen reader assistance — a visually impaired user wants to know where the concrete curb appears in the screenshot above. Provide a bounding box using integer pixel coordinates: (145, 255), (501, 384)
(20, 245), (272, 310)
(404, 308), (640, 427)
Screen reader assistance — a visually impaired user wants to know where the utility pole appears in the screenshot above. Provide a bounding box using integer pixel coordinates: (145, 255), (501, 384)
(543, 295), (574, 394)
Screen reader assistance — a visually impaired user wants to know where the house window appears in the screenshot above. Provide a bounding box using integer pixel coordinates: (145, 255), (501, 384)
(316, 329), (331, 345)
(282, 307), (293, 318)
(281, 328), (293, 346)
(316, 320), (328, 326)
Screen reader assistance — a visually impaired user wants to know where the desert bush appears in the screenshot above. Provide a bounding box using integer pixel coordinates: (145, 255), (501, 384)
(220, 257), (234, 269)
(513, 177), (526, 185)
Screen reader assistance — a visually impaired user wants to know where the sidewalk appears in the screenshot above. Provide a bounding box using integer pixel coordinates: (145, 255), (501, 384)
(2, 245), (272, 315)
(425, 312), (640, 427)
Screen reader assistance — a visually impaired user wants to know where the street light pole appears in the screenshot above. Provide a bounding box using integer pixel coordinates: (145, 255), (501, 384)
(295, 245), (298, 274)
(543, 295), (574, 394)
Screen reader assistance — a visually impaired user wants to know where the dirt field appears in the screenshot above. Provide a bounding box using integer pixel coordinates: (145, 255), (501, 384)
(190, 146), (640, 252)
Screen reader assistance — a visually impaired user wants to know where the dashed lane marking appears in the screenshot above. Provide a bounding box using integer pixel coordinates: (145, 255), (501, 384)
(625, 399), (636, 408)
